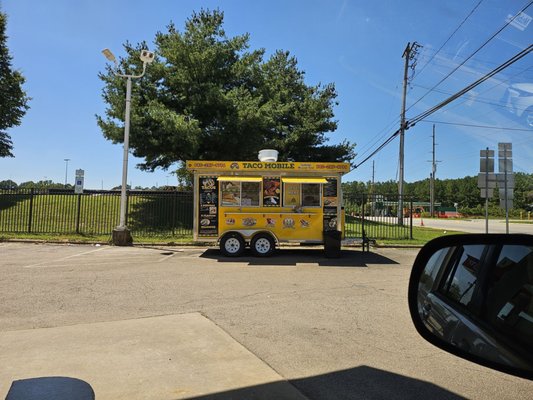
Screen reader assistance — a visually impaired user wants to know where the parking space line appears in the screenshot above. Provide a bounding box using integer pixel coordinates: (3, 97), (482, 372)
(23, 260), (147, 268)
(23, 247), (109, 268)
(157, 253), (176, 263)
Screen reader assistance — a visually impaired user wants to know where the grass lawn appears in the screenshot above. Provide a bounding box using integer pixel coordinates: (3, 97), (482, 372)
(2, 226), (460, 247)
(0, 232), (196, 245)
(377, 226), (465, 246)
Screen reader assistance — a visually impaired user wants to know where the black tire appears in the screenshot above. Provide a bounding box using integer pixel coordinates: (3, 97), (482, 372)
(250, 233), (276, 257)
(220, 232), (245, 257)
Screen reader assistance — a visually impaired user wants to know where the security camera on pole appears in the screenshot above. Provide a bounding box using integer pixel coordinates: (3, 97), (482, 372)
(101, 48), (155, 245)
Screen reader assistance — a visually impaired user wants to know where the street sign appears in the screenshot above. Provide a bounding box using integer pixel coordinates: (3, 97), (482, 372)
(498, 144), (512, 156)
(500, 199), (514, 209)
(477, 173), (497, 188)
(498, 142), (512, 152)
(479, 158), (494, 173)
(497, 143), (513, 233)
(498, 158), (513, 173)
(496, 173), (515, 188)
(480, 188), (494, 198)
(480, 149), (495, 158)
(75, 169), (84, 194)
(499, 188), (514, 199)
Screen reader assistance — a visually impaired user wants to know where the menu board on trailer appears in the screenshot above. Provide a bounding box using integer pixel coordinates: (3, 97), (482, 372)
(198, 176), (219, 236)
(283, 183), (300, 207)
(323, 177), (338, 231)
(263, 177), (281, 207)
(324, 178), (338, 197)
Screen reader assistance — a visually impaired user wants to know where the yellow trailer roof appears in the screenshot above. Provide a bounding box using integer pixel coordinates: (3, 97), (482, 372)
(186, 160), (350, 174)
(281, 177), (328, 184)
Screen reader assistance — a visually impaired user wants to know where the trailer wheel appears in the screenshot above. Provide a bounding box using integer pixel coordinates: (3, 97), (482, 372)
(220, 232), (245, 257)
(251, 233), (276, 257)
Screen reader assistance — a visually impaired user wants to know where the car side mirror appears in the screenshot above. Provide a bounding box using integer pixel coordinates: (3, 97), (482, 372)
(408, 234), (533, 380)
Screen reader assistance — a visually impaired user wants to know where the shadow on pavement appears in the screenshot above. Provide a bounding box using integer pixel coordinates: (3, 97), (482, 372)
(199, 248), (399, 267)
(4, 368), (463, 400)
(183, 365), (464, 400)
(6, 376), (95, 400)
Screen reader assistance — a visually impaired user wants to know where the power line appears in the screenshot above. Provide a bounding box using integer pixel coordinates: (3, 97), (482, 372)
(354, 128), (401, 169)
(434, 64), (533, 118)
(408, 43), (533, 127)
(406, 1), (533, 113)
(420, 120), (533, 132)
(413, 0), (485, 80)
(411, 84), (533, 113)
(354, 43), (533, 169)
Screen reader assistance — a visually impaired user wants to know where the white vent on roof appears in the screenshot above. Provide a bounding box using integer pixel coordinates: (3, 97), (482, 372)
(258, 149), (278, 162)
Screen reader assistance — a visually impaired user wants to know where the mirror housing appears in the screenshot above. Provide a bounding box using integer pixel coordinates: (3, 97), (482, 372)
(408, 234), (533, 380)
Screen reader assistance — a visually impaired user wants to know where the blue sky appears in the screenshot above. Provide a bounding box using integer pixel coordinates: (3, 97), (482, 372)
(1, 0), (532, 189)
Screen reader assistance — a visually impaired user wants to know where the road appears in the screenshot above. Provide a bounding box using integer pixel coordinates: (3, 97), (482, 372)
(412, 217), (533, 234)
(1, 243), (531, 399)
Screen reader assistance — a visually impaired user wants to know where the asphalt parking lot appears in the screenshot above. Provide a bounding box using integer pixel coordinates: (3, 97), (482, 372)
(1, 242), (531, 399)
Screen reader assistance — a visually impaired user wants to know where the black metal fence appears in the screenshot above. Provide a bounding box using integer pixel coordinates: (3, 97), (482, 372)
(0, 189), (193, 237)
(343, 194), (413, 240)
(1, 189), (412, 241)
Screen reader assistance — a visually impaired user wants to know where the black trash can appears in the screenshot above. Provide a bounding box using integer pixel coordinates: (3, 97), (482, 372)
(323, 230), (342, 258)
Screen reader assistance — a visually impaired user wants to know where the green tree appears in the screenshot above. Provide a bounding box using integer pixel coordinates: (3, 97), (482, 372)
(0, 11), (30, 157)
(97, 9), (354, 175)
(0, 179), (17, 189)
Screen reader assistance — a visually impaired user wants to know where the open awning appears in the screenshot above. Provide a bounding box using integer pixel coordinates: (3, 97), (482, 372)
(281, 177), (328, 184)
(217, 176), (262, 182)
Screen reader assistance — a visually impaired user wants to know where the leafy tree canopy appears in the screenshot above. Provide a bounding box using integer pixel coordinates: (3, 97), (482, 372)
(0, 11), (30, 157)
(343, 172), (533, 211)
(97, 9), (355, 174)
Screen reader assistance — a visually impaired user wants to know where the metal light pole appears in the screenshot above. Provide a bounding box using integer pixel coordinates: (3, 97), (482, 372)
(64, 158), (70, 186)
(102, 48), (154, 245)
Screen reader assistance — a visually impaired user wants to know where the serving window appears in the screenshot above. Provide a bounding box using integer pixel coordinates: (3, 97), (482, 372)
(219, 177), (261, 207)
(282, 177), (326, 208)
(302, 184), (321, 207)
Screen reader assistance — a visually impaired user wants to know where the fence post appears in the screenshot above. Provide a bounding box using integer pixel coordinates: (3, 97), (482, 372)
(410, 198), (413, 239)
(28, 188), (34, 233)
(361, 194), (365, 237)
(171, 191), (177, 236)
(76, 194), (82, 234)
(125, 190), (130, 226)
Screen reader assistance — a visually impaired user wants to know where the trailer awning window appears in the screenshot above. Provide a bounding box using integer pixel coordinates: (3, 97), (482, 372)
(217, 176), (262, 182)
(281, 177), (328, 184)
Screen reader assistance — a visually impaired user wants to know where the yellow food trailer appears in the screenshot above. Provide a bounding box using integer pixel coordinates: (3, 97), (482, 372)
(186, 157), (350, 256)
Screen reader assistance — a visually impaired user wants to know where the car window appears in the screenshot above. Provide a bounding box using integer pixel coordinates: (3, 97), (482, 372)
(439, 245), (486, 309)
(419, 247), (453, 295)
(485, 245), (533, 352)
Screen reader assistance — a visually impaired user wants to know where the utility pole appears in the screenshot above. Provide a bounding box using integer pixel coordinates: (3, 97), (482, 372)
(398, 43), (409, 226)
(427, 125), (442, 218)
(430, 125), (436, 217)
(398, 41), (420, 225)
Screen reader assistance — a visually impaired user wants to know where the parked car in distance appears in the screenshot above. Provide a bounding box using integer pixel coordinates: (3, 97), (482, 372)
(408, 234), (533, 380)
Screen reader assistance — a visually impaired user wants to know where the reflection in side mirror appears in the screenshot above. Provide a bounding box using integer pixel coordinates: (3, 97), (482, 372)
(408, 234), (533, 380)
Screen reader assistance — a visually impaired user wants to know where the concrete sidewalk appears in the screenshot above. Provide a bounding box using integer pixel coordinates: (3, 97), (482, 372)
(0, 313), (308, 400)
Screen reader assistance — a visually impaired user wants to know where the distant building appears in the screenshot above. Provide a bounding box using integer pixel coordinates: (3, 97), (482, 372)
(436, 207), (461, 218)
